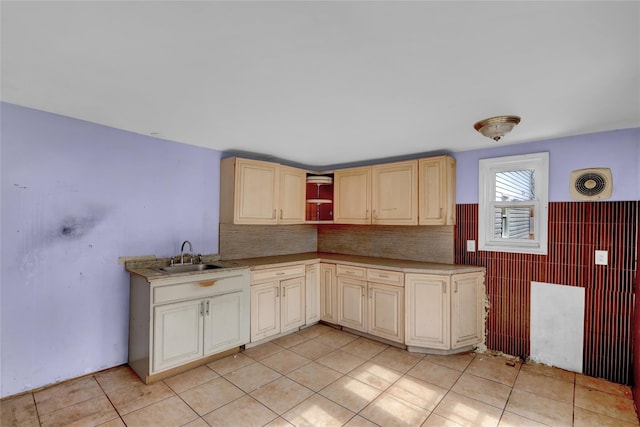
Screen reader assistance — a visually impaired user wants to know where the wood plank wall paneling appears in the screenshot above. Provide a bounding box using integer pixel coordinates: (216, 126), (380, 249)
(455, 201), (638, 385)
(219, 224), (318, 259)
(318, 224), (454, 264)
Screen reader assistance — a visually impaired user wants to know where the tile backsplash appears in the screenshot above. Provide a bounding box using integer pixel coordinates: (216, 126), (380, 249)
(318, 224), (454, 263)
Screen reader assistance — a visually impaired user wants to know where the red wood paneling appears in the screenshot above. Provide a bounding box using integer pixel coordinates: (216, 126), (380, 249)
(455, 201), (638, 384)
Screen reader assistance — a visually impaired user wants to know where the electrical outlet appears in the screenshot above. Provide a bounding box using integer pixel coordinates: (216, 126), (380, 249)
(467, 240), (476, 252)
(595, 250), (608, 266)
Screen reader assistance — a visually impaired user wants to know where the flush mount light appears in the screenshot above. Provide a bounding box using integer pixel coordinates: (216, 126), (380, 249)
(474, 115), (521, 142)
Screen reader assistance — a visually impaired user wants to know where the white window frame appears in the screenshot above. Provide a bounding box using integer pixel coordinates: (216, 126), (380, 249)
(478, 152), (549, 255)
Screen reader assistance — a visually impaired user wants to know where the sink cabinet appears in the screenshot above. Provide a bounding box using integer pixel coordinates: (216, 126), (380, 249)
(129, 269), (250, 384)
(220, 157), (306, 225)
(250, 264), (306, 342)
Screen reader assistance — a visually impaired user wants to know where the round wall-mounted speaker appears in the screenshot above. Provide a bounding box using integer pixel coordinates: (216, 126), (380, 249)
(569, 168), (612, 200)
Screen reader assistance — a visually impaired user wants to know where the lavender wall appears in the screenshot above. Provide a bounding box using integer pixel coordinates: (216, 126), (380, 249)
(454, 128), (640, 203)
(0, 103), (221, 397)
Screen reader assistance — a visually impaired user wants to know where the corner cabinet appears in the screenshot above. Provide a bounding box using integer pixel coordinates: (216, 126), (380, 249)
(405, 271), (483, 353)
(419, 156), (456, 225)
(128, 268), (250, 384)
(220, 157), (306, 225)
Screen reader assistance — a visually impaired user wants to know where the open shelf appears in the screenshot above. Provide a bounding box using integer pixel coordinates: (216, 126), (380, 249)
(306, 174), (334, 223)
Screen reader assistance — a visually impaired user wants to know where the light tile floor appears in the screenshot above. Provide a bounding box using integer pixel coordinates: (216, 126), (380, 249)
(2, 324), (639, 427)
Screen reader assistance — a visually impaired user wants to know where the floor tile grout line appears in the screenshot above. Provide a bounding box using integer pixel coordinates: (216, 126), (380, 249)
(93, 373), (128, 427)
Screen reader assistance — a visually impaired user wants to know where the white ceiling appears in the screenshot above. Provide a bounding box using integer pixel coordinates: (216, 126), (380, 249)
(2, 1), (639, 168)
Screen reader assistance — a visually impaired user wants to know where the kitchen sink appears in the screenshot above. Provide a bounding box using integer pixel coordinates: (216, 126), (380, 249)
(159, 264), (224, 274)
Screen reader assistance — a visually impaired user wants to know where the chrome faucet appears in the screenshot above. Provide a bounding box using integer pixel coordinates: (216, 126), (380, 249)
(180, 240), (193, 264)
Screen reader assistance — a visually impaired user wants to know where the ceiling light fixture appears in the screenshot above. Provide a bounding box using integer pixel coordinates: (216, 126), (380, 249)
(473, 115), (521, 142)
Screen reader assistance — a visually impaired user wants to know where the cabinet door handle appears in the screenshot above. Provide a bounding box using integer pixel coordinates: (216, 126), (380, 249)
(378, 274), (389, 278)
(454, 282), (458, 293)
(272, 209), (277, 219)
(276, 272), (285, 276)
(199, 280), (217, 287)
(206, 300), (210, 315)
(442, 283), (446, 294)
(283, 287), (286, 297)
(280, 209), (283, 220)
(200, 301), (204, 316)
(365, 209), (369, 219)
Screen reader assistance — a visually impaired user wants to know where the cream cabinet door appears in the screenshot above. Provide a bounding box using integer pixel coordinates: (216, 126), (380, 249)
(251, 281), (280, 342)
(320, 263), (337, 323)
(334, 166), (372, 224)
(305, 264), (320, 325)
(153, 299), (203, 372)
(371, 160), (418, 225)
(203, 291), (246, 356)
(368, 282), (404, 343)
(337, 277), (367, 332)
(405, 274), (451, 349)
(281, 276), (306, 333)
(419, 156), (456, 225)
(451, 272), (483, 349)
(278, 165), (306, 224)
(234, 158), (279, 224)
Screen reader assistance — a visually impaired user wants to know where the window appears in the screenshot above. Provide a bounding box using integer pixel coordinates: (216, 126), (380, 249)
(478, 152), (549, 254)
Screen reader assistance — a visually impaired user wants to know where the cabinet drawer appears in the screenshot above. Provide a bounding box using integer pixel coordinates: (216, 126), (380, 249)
(366, 269), (404, 287)
(336, 265), (366, 279)
(251, 264), (306, 283)
(154, 275), (245, 304)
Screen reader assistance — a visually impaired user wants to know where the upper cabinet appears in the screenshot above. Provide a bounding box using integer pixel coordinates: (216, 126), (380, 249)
(419, 156), (456, 225)
(220, 157), (306, 225)
(279, 166), (307, 224)
(334, 160), (419, 225)
(333, 166), (371, 224)
(221, 155), (455, 226)
(372, 160), (418, 225)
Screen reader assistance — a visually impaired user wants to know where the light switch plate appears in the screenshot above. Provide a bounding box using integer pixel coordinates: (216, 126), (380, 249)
(467, 240), (476, 252)
(595, 250), (608, 266)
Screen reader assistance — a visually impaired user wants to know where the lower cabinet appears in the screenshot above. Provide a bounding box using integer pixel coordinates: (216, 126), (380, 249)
(154, 291), (246, 372)
(336, 265), (404, 344)
(320, 263), (337, 323)
(250, 265), (306, 342)
(305, 263), (320, 324)
(128, 269), (250, 384)
(405, 271), (484, 351)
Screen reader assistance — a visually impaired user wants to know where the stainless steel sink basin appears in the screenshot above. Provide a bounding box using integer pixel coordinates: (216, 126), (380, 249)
(159, 264), (223, 274)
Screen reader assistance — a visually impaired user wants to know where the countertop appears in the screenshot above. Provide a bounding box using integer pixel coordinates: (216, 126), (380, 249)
(126, 252), (484, 282)
(234, 252), (484, 275)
